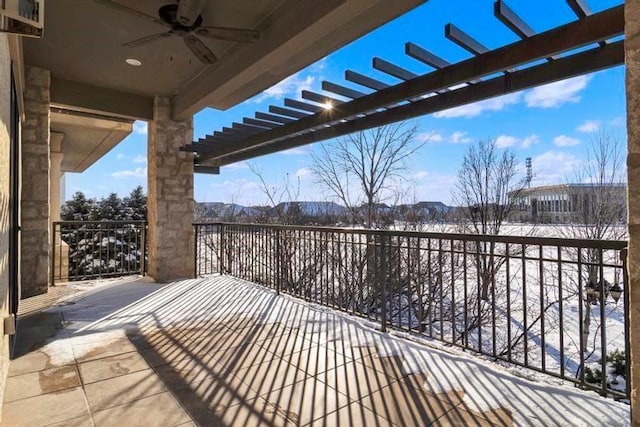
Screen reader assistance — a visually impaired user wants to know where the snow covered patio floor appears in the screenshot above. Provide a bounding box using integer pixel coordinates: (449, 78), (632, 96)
(1, 275), (630, 426)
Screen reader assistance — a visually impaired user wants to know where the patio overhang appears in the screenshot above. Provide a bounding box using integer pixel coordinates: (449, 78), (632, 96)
(50, 109), (133, 173)
(21, 0), (427, 121)
(185, 2), (624, 166)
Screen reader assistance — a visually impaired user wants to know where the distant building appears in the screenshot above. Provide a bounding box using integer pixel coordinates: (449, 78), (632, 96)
(508, 183), (626, 224)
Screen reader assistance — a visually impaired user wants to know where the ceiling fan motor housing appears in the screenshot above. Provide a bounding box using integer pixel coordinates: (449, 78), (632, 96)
(159, 4), (203, 31)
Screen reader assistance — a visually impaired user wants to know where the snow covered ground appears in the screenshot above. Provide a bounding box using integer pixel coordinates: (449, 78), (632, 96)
(36, 275), (630, 426)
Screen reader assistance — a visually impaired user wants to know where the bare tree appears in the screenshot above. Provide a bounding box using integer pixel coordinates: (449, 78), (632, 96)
(454, 138), (526, 235)
(311, 122), (423, 228)
(560, 131), (627, 355)
(454, 139), (527, 301)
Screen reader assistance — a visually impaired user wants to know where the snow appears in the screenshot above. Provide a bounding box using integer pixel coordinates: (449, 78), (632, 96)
(33, 275), (629, 426)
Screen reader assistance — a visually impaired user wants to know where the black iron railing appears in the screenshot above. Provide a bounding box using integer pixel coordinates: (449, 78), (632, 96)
(52, 221), (147, 284)
(194, 222), (630, 400)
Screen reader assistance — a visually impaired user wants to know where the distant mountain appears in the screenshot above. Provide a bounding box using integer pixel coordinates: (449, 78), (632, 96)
(196, 200), (452, 221)
(196, 202), (261, 218)
(275, 201), (350, 217)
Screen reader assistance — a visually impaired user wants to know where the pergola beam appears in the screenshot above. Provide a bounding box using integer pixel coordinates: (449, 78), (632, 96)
(445, 23), (489, 55)
(243, 117), (281, 129)
(405, 42), (450, 69)
(284, 98), (323, 113)
(255, 112), (294, 124)
(209, 41), (622, 164)
(345, 70), (390, 90)
(494, 0), (535, 39)
(301, 90), (345, 106)
(269, 105), (310, 119)
(322, 81), (367, 99)
(373, 57), (419, 80)
(566, 0), (592, 19)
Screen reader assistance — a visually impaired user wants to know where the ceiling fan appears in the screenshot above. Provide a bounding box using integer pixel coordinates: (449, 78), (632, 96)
(95, 0), (260, 64)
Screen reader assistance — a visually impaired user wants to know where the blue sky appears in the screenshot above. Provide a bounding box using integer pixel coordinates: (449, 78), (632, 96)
(64, 0), (626, 206)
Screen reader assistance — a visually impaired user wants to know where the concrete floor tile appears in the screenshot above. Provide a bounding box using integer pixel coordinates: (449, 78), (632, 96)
(8, 348), (74, 377)
(73, 337), (140, 363)
(352, 346), (407, 378)
(139, 346), (173, 367)
(212, 397), (289, 427)
(187, 328), (250, 355)
(259, 330), (316, 357)
(236, 357), (311, 396)
(432, 405), (514, 427)
(320, 360), (399, 402)
(84, 369), (167, 411)
(260, 377), (353, 426)
(92, 391), (191, 427)
(281, 345), (352, 378)
(45, 415), (93, 427)
(4, 365), (81, 402)
(1, 387), (88, 427)
(214, 341), (280, 371)
(78, 351), (151, 383)
(307, 401), (394, 427)
(359, 375), (464, 426)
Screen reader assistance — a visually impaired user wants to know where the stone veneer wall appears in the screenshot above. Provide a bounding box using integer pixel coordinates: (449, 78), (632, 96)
(147, 97), (194, 282)
(626, 0), (640, 423)
(20, 65), (50, 297)
(0, 33), (13, 418)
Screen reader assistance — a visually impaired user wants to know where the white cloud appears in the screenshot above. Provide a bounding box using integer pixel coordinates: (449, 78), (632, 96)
(525, 75), (590, 108)
(451, 131), (472, 144)
(133, 121), (148, 135)
(495, 135), (519, 148)
(253, 73), (316, 103)
(434, 93), (521, 119)
(416, 131), (443, 143)
(531, 151), (582, 184)
(295, 167), (312, 179)
(209, 179), (262, 198)
(133, 155), (146, 164)
(494, 134), (539, 149)
(223, 161), (250, 171)
(521, 134), (540, 149)
(577, 120), (601, 133)
(553, 135), (581, 147)
(112, 167), (147, 178)
(281, 145), (313, 155)
(116, 153), (125, 159)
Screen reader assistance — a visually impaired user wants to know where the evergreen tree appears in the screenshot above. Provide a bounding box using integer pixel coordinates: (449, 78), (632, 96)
(96, 193), (124, 220)
(123, 186), (147, 220)
(61, 192), (96, 220)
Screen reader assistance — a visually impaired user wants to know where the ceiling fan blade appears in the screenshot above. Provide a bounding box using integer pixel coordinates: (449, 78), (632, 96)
(184, 35), (217, 64)
(123, 32), (171, 48)
(177, 0), (208, 27)
(194, 26), (260, 43)
(94, 0), (170, 28)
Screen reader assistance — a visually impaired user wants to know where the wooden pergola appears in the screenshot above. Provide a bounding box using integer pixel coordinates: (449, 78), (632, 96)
(183, 0), (623, 173)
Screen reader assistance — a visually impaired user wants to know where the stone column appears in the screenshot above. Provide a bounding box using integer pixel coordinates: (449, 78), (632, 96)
(21, 66), (50, 298)
(49, 132), (63, 222)
(626, 0), (640, 423)
(147, 97), (194, 282)
(49, 132), (68, 282)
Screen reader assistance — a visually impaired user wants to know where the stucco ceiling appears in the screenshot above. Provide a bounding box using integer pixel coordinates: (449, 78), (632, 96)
(22, 0), (426, 120)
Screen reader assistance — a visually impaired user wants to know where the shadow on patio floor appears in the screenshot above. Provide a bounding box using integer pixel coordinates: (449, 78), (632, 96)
(1, 275), (630, 426)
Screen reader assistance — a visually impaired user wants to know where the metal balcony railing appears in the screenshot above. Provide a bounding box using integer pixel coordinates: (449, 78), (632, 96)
(195, 222), (630, 400)
(52, 220), (147, 284)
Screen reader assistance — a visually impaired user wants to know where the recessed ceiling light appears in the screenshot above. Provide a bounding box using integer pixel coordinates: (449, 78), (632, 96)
(125, 58), (142, 67)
